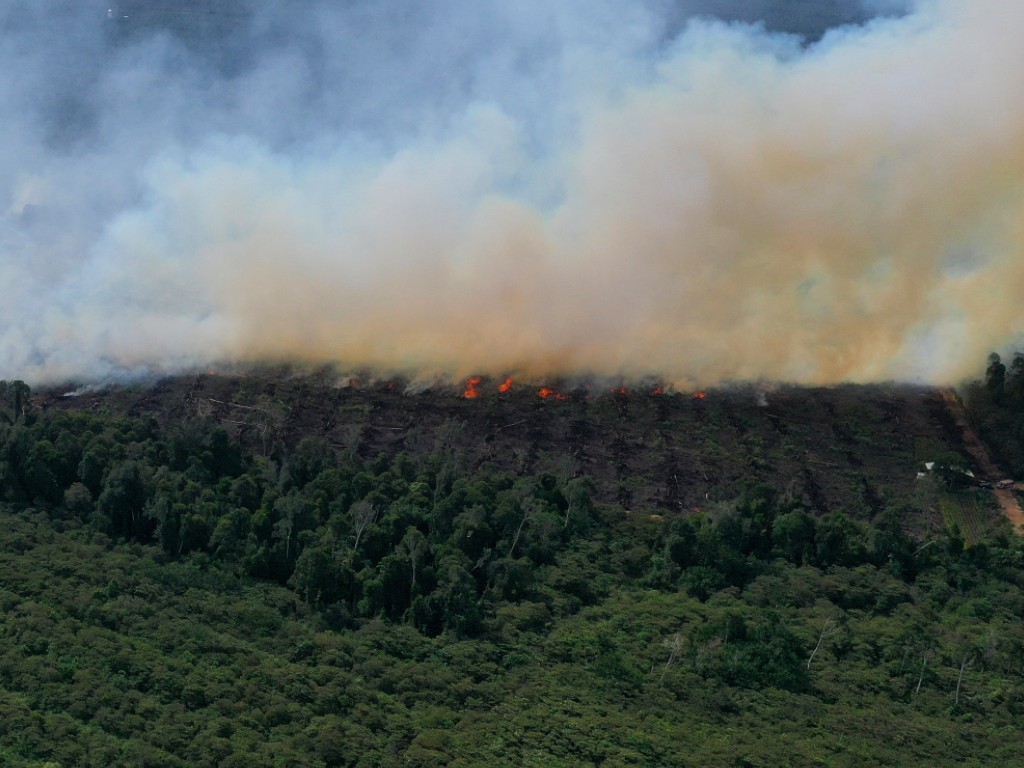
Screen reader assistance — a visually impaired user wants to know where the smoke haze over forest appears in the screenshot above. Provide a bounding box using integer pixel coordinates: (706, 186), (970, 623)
(2, 0), (1022, 386)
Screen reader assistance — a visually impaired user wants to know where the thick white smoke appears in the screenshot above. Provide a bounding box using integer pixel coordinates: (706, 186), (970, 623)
(2, 0), (1022, 386)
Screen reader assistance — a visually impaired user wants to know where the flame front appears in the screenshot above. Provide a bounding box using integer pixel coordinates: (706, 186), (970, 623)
(498, 377), (514, 393)
(463, 376), (482, 398)
(538, 387), (569, 401)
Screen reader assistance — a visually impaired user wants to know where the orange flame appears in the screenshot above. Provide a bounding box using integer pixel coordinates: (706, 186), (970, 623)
(651, 386), (664, 396)
(611, 386), (628, 395)
(538, 387), (569, 401)
(498, 377), (514, 393)
(692, 391), (707, 399)
(463, 376), (482, 399)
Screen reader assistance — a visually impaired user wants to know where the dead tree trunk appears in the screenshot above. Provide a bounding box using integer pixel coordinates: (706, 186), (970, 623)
(660, 632), (684, 683)
(915, 652), (929, 694)
(351, 500), (378, 552)
(508, 506), (532, 557)
(807, 619), (836, 670)
(955, 653), (974, 707)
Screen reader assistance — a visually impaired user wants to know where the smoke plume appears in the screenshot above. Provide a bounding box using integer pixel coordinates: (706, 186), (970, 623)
(2, 0), (1022, 386)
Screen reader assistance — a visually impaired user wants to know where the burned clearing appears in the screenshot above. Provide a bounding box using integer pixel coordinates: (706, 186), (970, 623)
(34, 371), (1002, 534)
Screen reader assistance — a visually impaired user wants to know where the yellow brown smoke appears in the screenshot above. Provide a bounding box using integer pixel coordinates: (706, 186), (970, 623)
(4, 1), (1024, 385)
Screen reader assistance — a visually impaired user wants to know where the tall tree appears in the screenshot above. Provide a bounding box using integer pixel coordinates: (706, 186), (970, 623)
(399, 527), (428, 596)
(986, 352), (1007, 403)
(96, 460), (151, 539)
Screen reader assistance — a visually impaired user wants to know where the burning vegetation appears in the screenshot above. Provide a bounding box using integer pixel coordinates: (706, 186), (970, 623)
(450, 373), (692, 402)
(462, 376), (482, 399)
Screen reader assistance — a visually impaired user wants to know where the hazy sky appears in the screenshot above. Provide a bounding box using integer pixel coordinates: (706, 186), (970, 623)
(3, 1), (1022, 386)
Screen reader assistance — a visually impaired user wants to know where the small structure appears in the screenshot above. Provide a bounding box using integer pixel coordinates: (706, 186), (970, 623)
(919, 461), (988, 489)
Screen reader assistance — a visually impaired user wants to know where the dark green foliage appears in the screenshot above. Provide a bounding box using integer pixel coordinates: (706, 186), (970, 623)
(966, 349), (1024, 476)
(96, 460), (152, 539)
(692, 611), (808, 691)
(772, 508), (816, 565)
(0, 380), (30, 423)
(987, 353), (1007, 403)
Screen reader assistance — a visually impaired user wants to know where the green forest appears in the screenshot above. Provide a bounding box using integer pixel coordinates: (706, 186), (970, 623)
(1, 366), (1023, 766)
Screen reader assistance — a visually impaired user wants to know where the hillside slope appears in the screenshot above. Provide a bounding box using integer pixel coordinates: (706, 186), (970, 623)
(0, 373), (1018, 766)
(35, 372), (987, 532)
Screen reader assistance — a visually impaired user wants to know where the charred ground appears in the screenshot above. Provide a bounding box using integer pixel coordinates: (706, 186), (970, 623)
(34, 370), (997, 535)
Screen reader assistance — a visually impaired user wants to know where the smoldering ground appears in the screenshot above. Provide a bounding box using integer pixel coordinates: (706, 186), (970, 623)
(2, 1), (1022, 386)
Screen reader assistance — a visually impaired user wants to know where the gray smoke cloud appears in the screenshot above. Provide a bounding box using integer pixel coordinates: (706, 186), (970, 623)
(3, 0), (1021, 387)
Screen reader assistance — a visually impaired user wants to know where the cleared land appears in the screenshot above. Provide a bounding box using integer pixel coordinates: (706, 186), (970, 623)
(939, 388), (1024, 531)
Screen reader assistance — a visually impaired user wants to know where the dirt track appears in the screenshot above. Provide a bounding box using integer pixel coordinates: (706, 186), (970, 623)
(940, 389), (1024, 531)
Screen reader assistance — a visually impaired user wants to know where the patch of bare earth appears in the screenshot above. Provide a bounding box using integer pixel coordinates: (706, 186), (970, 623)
(941, 388), (1024, 531)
